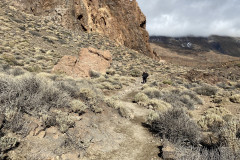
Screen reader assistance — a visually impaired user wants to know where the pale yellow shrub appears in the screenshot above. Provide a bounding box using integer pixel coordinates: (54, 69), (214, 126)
(70, 100), (88, 114)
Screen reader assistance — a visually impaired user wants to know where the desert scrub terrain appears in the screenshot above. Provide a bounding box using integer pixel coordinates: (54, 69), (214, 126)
(1, 0), (240, 159)
(0, 65), (108, 159)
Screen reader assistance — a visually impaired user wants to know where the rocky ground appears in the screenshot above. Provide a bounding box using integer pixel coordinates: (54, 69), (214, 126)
(1, 0), (240, 160)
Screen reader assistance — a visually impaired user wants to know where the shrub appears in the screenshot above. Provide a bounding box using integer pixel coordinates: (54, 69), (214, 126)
(137, 88), (202, 110)
(9, 67), (25, 76)
(176, 145), (238, 160)
(42, 114), (57, 129)
(56, 79), (81, 98)
(143, 87), (161, 99)
(0, 136), (18, 153)
(94, 75), (124, 90)
(150, 108), (201, 145)
(104, 97), (121, 109)
(184, 83), (200, 89)
(163, 80), (172, 85)
(42, 112), (75, 133)
(217, 117), (240, 150)
(159, 89), (202, 110)
(198, 107), (232, 131)
(147, 111), (160, 122)
(57, 78), (102, 105)
(0, 74), (70, 116)
(77, 84), (103, 112)
(70, 100), (88, 114)
(26, 64), (42, 73)
(99, 81), (115, 90)
(130, 68), (141, 77)
(3, 111), (31, 136)
(217, 82), (234, 90)
(148, 99), (171, 111)
(56, 113), (75, 133)
(1, 54), (18, 65)
(134, 92), (149, 103)
(118, 107), (134, 119)
(229, 94), (240, 103)
(194, 84), (218, 96)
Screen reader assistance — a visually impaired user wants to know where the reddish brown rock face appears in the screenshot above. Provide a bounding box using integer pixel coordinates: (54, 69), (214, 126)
(52, 47), (112, 78)
(10, 0), (154, 57)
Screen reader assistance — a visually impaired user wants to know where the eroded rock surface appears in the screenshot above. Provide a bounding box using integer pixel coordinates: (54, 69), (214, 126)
(52, 47), (112, 78)
(9, 0), (153, 57)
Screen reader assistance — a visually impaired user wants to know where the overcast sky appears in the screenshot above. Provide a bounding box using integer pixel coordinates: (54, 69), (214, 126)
(136, 0), (240, 37)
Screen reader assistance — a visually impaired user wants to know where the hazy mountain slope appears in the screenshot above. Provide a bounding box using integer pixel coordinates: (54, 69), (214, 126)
(150, 35), (240, 57)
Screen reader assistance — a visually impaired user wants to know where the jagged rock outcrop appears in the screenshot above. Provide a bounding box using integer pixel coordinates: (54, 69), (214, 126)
(52, 47), (112, 78)
(10, 0), (154, 57)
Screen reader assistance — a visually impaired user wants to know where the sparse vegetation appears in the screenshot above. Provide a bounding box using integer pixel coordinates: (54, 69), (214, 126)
(70, 100), (88, 114)
(194, 84), (218, 96)
(1, 54), (18, 65)
(150, 108), (201, 145)
(138, 87), (202, 110)
(1, 1), (240, 159)
(229, 94), (240, 103)
(176, 145), (239, 160)
(198, 107), (232, 131)
(163, 80), (172, 85)
(130, 68), (142, 77)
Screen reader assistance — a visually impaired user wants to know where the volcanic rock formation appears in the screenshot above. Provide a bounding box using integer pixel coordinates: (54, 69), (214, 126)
(52, 47), (112, 78)
(10, 0), (154, 57)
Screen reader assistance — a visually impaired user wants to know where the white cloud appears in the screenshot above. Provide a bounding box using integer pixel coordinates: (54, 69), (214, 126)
(136, 0), (240, 37)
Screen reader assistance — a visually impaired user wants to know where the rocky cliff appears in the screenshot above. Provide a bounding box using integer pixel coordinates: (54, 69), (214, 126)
(10, 0), (153, 57)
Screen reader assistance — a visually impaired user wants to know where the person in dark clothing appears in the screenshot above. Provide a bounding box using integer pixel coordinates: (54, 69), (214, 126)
(142, 72), (149, 84)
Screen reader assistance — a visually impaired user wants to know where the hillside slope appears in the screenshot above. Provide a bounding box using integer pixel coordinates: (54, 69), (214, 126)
(8, 0), (153, 57)
(150, 35), (240, 57)
(1, 0), (240, 160)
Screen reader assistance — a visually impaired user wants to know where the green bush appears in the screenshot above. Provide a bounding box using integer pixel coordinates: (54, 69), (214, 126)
(150, 108), (201, 145)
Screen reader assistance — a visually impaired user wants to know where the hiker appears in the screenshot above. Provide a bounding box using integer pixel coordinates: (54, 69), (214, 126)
(142, 72), (149, 84)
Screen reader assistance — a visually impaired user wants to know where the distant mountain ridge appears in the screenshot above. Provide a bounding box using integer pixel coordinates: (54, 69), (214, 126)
(150, 35), (240, 57)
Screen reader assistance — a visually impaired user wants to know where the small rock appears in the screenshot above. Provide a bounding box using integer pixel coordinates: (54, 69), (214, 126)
(52, 47), (112, 78)
(162, 141), (176, 160)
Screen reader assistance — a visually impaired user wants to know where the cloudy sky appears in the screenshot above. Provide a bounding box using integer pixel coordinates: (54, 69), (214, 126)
(136, 0), (240, 37)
